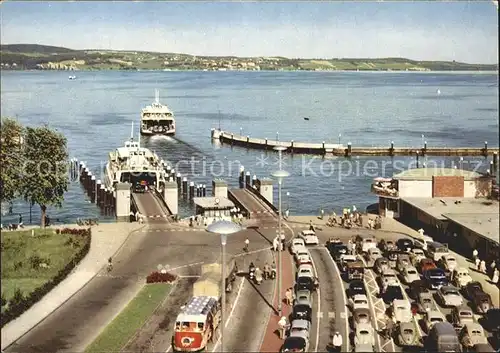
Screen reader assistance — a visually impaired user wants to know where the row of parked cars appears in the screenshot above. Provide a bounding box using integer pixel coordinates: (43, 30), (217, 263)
(281, 231), (320, 352)
(327, 235), (499, 352)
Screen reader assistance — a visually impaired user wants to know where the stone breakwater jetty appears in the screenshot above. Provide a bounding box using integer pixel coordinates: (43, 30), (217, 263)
(211, 128), (500, 157)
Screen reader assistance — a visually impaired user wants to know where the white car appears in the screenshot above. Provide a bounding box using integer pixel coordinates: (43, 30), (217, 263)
(354, 323), (375, 346)
(365, 248), (382, 265)
(297, 264), (314, 278)
(294, 248), (310, 262)
(299, 230), (319, 245)
(290, 238), (306, 255)
(440, 254), (458, 272)
(392, 299), (412, 323)
(402, 266), (420, 284)
(360, 236), (377, 253)
(380, 269), (399, 291)
(452, 267), (473, 288)
(423, 310), (446, 333)
(349, 294), (370, 311)
(437, 285), (463, 307)
(410, 248), (426, 266)
(295, 254), (312, 267)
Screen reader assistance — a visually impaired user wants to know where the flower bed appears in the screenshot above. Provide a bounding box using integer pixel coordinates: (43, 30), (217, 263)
(146, 271), (177, 284)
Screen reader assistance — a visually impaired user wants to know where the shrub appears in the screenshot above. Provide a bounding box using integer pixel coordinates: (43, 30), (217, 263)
(29, 254), (43, 269)
(146, 271), (177, 284)
(1, 293), (6, 307)
(58, 228), (91, 236)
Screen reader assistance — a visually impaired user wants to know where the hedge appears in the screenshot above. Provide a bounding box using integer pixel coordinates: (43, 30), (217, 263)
(146, 271), (177, 284)
(1, 228), (92, 327)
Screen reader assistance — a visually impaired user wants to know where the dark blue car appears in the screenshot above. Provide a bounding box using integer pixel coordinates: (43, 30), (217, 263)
(423, 268), (448, 289)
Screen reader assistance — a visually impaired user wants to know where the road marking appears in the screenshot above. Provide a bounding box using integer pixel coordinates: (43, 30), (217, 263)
(317, 312), (324, 318)
(328, 312), (335, 319)
(169, 261), (204, 272)
(177, 275), (201, 278)
(322, 247), (350, 353)
(233, 247), (269, 258)
(211, 276), (245, 352)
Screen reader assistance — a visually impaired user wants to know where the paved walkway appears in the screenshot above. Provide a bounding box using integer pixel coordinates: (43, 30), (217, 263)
(259, 249), (294, 352)
(1, 222), (143, 350)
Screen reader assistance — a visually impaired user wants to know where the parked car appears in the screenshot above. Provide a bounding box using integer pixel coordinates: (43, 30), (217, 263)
(426, 322), (462, 352)
(374, 257), (390, 274)
(423, 309), (446, 333)
(382, 285), (404, 304)
(417, 291), (436, 313)
(349, 294), (370, 310)
(483, 308), (500, 332)
(451, 267), (473, 288)
(297, 264), (314, 278)
(439, 254), (458, 272)
(281, 333), (309, 352)
(396, 253), (412, 273)
(379, 268), (399, 291)
(379, 239), (396, 253)
(418, 258), (437, 274)
(465, 281), (484, 300)
(451, 305), (475, 330)
(339, 254), (358, 271)
(437, 285), (464, 307)
(348, 280), (367, 298)
(423, 268), (448, 289)
(296, 276), (317, 292)
(294, 289), (313, 307)
(352, 308), (371, 328)
(409, 279), (429, 300)
(294, 249), (311, 264)
(396, 322), (419, 346)
(392, 299), (412, 323)
(359, 235), (377, 253)
(292, 303), (312, 322)
(396, 238), (414, 252)
(354, 323), (376, 346)
(459, 323), (488, 349)
(402, 266), (420, 284)
(387, 251), (399, 268)
(290, 238), (306, 255)
(472, 291), (493, 314)
(299, 230), (319, 246)
(365, 247), (382, 266)
(410, 248), (426, 266)
(289, 319), (311, 341)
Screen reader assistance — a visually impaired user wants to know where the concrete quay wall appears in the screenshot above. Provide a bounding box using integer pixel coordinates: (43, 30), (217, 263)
(211, 128), (499, 157)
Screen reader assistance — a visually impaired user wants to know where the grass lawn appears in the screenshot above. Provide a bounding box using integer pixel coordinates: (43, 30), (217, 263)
(85, 283), (172, 353)
(1, 228), (87, 306)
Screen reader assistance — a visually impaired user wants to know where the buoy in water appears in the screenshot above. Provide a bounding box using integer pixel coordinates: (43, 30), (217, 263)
(303, 117), (310, 121)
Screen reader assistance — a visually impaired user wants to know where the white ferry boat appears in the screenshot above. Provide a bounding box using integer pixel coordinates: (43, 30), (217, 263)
(140, 90), (175, 136)
(104, 123), (167, 193)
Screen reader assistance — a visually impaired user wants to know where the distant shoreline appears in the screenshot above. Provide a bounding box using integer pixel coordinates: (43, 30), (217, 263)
(2, 69), (499, 74)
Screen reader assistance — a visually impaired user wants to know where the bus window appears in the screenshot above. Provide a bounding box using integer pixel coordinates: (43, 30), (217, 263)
(197, 322), (204, 330)
(175, 321), (180, 330)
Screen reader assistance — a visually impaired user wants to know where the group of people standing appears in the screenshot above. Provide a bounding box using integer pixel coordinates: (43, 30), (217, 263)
(473, 249), (499, 284)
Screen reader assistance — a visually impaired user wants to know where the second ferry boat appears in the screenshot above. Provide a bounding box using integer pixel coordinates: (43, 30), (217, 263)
(140, 89), (175, 136)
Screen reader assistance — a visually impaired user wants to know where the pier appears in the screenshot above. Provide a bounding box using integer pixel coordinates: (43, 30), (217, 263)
(211, 128), (500, 157)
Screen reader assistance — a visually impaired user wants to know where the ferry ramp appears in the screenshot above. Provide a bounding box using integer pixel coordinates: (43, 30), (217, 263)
(132, 190), (171, 223)
(229, 188), (276, 223)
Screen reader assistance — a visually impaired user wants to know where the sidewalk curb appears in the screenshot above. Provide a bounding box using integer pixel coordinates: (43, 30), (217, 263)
(2, 223), (146, 350)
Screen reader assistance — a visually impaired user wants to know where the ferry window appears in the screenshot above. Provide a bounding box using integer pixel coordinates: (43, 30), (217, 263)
(182, 322), (190, 329)
(197, 322), (204, 330)
(175, 322), (180, 330)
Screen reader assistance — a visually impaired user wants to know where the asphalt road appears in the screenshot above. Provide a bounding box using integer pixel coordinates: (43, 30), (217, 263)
(310, 247), (350, 353)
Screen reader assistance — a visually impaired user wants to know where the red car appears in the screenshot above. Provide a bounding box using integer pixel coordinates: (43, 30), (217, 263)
(419, 258), (437, 274)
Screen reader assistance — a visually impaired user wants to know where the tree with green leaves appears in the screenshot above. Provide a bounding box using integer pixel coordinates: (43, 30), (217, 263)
(0, 118), (24, 203)
(21, 125), (69, 227)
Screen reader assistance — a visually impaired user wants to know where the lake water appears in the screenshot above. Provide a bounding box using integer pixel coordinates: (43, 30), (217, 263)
(1, 71), (498, 224)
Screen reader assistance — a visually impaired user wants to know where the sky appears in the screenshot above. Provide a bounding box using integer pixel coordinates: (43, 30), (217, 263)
(1, 1), (498, 64)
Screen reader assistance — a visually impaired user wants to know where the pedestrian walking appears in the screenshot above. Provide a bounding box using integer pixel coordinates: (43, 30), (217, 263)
(492, 268), (499, 284)
(480, 260), (486, 274)
(244, 238), (250, 252)
(280, 232), (286, 248)
(309, 220), (315, 231)
(284, 288), (293, 305)
(472, 249), (479, 261)
(490, 261), (496, 275)
(320, 208), (325, 219)
(18, 213), (22, 225)
(331, 331), (343, 352)
(278, 316), (288, 339)
(475, 257), (481, 270)
(284, 209), (289, 220)
(279, 241), (284, 252)
(347, 240), (353, 254)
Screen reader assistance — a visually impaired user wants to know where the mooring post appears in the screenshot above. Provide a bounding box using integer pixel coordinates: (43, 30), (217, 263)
(90, 175), (96, 203)
(247, 136), (250, 146)
(291, 140), (294, 154)
(189, 182), (195, 199)
(182, 177), (188, 195)
(390, 141), (394, 157)
(265, 138), (268, 150)
(239, 166), (245, 188)
(484, 141), (488, 157)
(493, 152), (498, 174)
(245, 171), (251, 186)
(99, 184), (105, 207)
(322, 141), (326, 155)
(202, 184), (207, 197)
(423, 141), (427, 155)
(490, 161), (495, 176)
(177, 173), (182, 189)
(416, 151), (420, 168)
(345, 142), (352, 158)
(96, 180), (102, 204)
(252, 175), (257, 187)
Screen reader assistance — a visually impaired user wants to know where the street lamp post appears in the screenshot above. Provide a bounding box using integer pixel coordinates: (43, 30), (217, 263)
(206, 220), (243, 353)
(272, 146), (289, 317)
(240, 127), (243, 136)
(286, 191), (290, 211)
(276, 131), (279, 142)
(421, 134), (425, 147)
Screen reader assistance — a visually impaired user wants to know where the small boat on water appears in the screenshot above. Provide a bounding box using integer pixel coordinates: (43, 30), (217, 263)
(140, 89), (175, 136)
(304, 117), (310, 121)
(68, 75), (77, 80)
